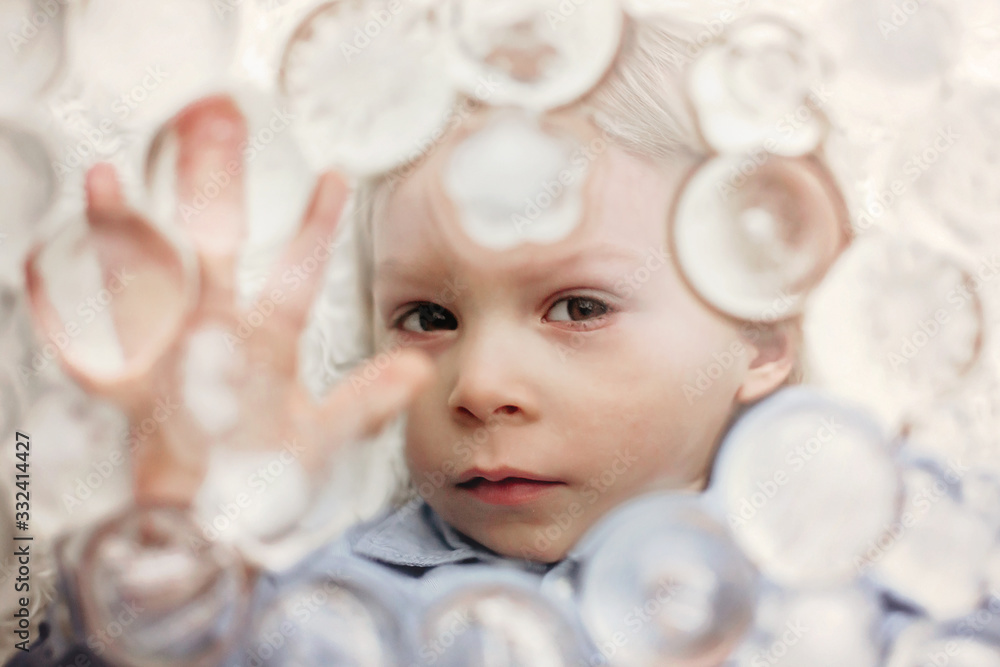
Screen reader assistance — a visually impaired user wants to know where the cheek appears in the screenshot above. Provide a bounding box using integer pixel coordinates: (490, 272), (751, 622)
(403, 395), (446, 472)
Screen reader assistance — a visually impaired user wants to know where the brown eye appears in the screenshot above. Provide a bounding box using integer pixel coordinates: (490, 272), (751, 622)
(547, 296), (610, 323)
(397, 303), (458, 332)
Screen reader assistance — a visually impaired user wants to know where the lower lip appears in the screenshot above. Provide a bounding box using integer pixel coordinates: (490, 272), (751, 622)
(458, 479), (565, 506)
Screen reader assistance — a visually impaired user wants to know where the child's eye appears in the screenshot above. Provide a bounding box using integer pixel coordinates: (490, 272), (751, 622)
(394, 302), (458, 333)
(546, 296), (613, 325)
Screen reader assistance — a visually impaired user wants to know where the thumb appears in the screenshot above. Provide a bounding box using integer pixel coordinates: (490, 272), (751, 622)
(321, 348), (435, 444)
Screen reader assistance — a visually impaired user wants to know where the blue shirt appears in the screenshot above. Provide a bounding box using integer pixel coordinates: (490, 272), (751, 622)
(229, 498), (602, 665)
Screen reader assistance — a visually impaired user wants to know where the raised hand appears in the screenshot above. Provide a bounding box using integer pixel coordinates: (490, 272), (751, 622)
(25, 96), (433, 514)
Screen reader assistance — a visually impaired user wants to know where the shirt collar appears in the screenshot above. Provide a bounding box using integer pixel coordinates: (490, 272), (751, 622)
(349, 499), (558, 575)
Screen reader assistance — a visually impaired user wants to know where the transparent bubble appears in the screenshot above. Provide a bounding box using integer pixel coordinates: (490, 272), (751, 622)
(688, 16), (827, 155)
(252, 565), (411, 666)
(77, 505), (249, 667)
(18, 388), (131, 540)
(66, 0), (240, 131)
(578, 493), (757, 666)
(887, 621), (1000, 667)
(192, 439), (313, 550)
(748, 587), (881, 667)
(804, 234), (985, 429)
(279, 0), (456, 175)
(911, 87), (1000, 242)
(709, 386), (900, 587)
(869, 466), (994, 621)
(442, 110), (587, 250)
(671, 154), (847, 322)
(422, 569), (585, 667)
(25, 211), (193, 385)
(0, 0), (66, 107)
(444, 0), (623, 111)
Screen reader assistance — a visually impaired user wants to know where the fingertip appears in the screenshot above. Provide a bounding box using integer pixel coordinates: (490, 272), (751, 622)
(390, 348), (436, 387)
(306, 170), (350, 228)
(86, 163), (124, 211)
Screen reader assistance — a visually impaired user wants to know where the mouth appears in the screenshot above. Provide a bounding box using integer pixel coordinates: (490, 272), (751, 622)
(456, 473), (566, 506)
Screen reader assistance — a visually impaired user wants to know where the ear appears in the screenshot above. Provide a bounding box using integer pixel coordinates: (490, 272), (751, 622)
(735, 320), (799, 404)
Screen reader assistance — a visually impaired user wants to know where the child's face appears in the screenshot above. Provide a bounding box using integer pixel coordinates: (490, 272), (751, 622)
(371, 112), (787, 562)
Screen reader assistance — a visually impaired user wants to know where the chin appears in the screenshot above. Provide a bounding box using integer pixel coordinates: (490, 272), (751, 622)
(487, 531), (573, 564)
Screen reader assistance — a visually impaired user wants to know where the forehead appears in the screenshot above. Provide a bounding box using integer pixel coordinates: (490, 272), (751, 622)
(372, 113), (692, 274)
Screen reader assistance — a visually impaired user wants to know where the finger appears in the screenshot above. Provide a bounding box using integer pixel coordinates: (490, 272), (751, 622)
(321, 348), (435, 445)
(86, 162), (127, 212)
(173, 95), (247, 300)
(24, 165), (191, 400)
(262, 171), (350, 335)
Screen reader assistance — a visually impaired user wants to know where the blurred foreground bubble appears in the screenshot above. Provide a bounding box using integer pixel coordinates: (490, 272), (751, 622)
(743, 586), (882, 667)
(65, 0), (240, 131)
(578, 494), (757, 666)
(804, 234), (985, 429)
(443, 0), (624, 111)
(912, 87), (1000, 246)
(24, 210), (194, 386)
(0, 0), (66, 108)
(75, 505), (249, 667)
(708, 386), (900, 587)
(252, 561), (412, 666)
(420, 568), (585, 667)
(442, 110), (589, 250)
(887, 621), (1000, 667)
(688, 15), (827, 156)
(671, 154), (847, 322)
(867, 465), (994, 621)
(846, 0), (957, 84)
(279, 0), (456, 175)
(16, 387), (129, 541)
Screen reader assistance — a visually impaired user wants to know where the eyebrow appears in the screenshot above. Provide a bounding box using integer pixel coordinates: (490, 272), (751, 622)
(374, 242), (647, 285)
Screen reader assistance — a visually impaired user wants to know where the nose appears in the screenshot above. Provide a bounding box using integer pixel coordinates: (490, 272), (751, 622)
(446, 321), (539, 426)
